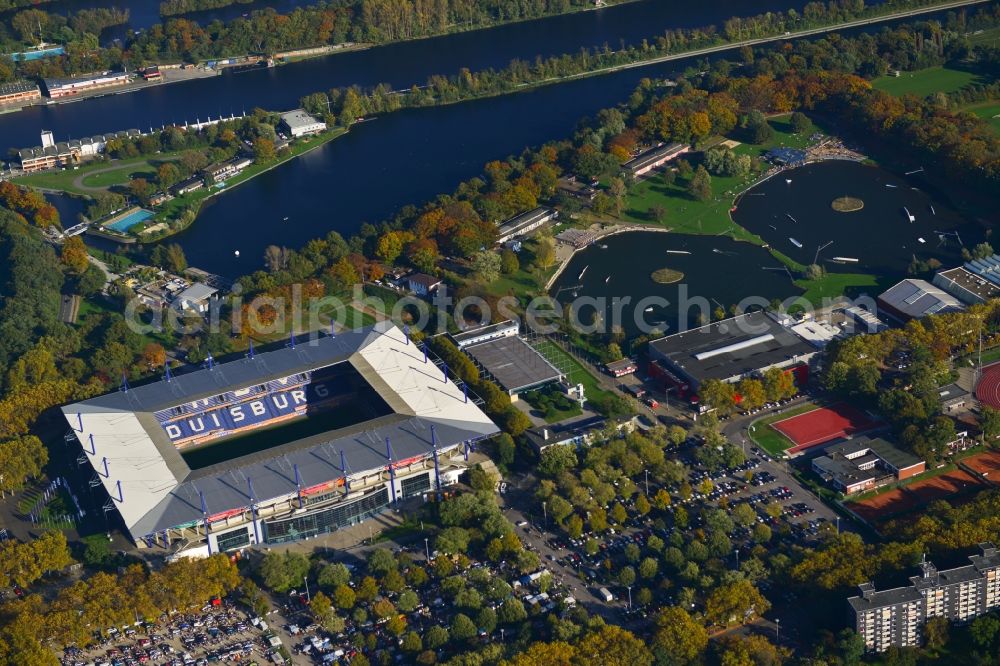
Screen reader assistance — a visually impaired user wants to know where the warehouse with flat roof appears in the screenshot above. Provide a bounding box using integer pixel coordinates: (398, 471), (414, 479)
(648, 310), (818, 388)
(462, 336), (564, 398)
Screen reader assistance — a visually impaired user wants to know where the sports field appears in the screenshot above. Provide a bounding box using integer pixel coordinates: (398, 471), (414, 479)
(873, 66), (982, 98)
(962, 450), (1000, 477)
(847, 469), (988, 524)
(771, 402), (883, 455)
(963, 100), (1000, 135)
(975, 362), (1000, 410)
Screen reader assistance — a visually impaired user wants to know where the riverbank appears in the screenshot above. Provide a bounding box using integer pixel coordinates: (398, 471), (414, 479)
(543, 223), (671, 292)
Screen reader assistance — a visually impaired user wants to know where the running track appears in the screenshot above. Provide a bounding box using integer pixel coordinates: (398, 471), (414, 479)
(975, 362), (1000, 410)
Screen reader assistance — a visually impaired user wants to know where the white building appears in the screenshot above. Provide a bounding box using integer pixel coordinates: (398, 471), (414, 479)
(279, 109), (327, 138)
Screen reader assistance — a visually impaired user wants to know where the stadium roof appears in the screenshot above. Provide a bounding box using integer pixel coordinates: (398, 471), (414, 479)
(463, 336), (564, 394)
(63, 323), (498, 539)
(648, 310), (817, 385)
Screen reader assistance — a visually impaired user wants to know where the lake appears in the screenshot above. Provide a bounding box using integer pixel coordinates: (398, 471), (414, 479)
(732, 160), (985, 277)
(548, 231), (803, 338)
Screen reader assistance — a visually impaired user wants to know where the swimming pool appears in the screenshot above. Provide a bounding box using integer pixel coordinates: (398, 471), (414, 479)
(105, 208), (154, 233)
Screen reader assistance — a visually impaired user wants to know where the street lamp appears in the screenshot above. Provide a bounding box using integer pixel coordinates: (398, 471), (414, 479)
(424, 537), (431, 562)
(303, 575), (311, 603)
(542, 501), (547, 529)
(735, 548), (740, 571)
(644, 469), (649, 497)
(626, 585), (632, 610)
(775, 618), (781, 642)
(836, 516), (840, 535)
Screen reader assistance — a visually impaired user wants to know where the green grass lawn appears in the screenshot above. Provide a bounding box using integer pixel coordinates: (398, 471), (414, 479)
(15, 156), (163, 195)
(793, 272), (889, 307)
(962, 100), (1000, 135)
(748, 402), (820, 457)
(528, 338), (615, 406)
(873, 66), (983, 98)
(622, 114), (816, 240)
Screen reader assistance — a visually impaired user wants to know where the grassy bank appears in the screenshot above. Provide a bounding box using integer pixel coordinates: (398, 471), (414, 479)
(15, 156), (164, 195)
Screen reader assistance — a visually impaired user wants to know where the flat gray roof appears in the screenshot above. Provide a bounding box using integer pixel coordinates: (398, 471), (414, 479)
(464, 336), (563, 394)
(649, 310), (816, 385)
(878, 279), (964, 319)
(826, 437), (922, 471)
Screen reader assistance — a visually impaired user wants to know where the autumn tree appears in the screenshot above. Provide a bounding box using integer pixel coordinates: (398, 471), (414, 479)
(0, 435), (48, 495)
(704, 579), (770, 627)
(60, 236), (90, 275)
(651, 606), (708, 665)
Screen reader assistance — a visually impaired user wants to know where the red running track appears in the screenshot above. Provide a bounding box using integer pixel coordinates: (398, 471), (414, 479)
(975, 363), (1000, 410)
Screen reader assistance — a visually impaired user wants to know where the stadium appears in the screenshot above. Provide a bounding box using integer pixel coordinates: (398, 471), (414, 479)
(63, 323), (499, 553)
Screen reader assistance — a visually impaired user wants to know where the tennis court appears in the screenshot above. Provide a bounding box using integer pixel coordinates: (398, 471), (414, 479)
(772, 402), (883, 455)
(104, 207), (154, 233)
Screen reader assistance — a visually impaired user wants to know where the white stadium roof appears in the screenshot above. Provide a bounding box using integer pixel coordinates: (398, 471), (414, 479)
(63, 323), (498, 539)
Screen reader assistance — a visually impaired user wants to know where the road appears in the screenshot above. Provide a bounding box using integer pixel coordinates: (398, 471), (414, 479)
(527, 0), (993, 86)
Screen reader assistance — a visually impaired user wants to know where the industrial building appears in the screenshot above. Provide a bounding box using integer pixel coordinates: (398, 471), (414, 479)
(623, 142), (688, 177)
(43, 71), (131, 99)
(62, 323), (498, 553)
(811, 437), (924, 495)
(0, 80), (40, 105)
(848, 544), (1000, 652)
(451, 320), (519, 350)
(648, 310), (818, 392)
(877, 279), (964, 322)
(496, 207), (556, 244)
(279, 109), (327, 138)
(933, 256), (1000, 305)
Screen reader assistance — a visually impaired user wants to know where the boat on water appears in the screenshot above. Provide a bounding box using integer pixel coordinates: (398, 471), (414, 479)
(930, 205), (936, 215)
(598, 244), (608, 249)
(831, 256), (859, 263)
(904, 207), (915, 223)
(885, 184), (898, 188)
(644, 306), (654, 313)
(578, 266), (588, 280)
(785, 179), (792, 184)
(785, 213), (797, 223)
(789, 238), (803, 248)
(283, 216), (289, 221)
(769, 225), (777, 230)
(234, 250), (240, 257)
(665, 250), (691, 255)
(605, 276), (611, 284)
(918, 237), (926, 244)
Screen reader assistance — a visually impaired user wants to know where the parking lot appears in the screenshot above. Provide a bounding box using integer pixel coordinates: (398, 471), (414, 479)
(61, 603), (287, 666)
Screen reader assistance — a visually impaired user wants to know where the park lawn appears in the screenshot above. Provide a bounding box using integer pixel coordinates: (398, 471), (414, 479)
(873, 66), (982, 97)
(962, 100), (1000, 135)
(15, 156), (164, 195)
(622, 115), (814, 242)
(748, 402), (821, 457)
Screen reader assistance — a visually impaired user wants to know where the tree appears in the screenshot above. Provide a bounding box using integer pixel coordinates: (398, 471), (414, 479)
(253, 137), (276, 161)
(471, 250), (502, 284)
(923, 616), (950, 650)
(0, 531), (73, 588)
(451, 613), (477, 641)
(533, 235), (556, 271)
(651, 606), (708, 666)
(538, 445), (577, 477)
(650, 204), (666, 223)
(699, 379), (736, 413)
(366, 548), (397, 576)
(762, 367), (796, 402)
(332, 584), (355, 610)
(401, 631), (422, 653)
(317, 563), (351, 590)
(736, 378), (765, 411)
(258, 551), (309, 593)
(497, 597), (527, 624)
(309, 591), (336, 629)
(609, 177), (627, 217)
(980, 406), (1000, 440)
(790, 111), (811, 133)
(60, 236), (90, 275)
(574, 625), (653, 666)
(634, 494), (651, 516)
(500, 249), (519, 274)
(0, 435), (48, 495)
(704, 579), (770, 627)
(687, 165), (712, 202)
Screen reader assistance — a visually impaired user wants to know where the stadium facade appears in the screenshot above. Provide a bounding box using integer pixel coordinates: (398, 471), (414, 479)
(63, 323), (498, 552)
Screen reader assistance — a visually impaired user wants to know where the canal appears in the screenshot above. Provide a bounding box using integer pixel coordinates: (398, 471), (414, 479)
(0, 0), (813, 153)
